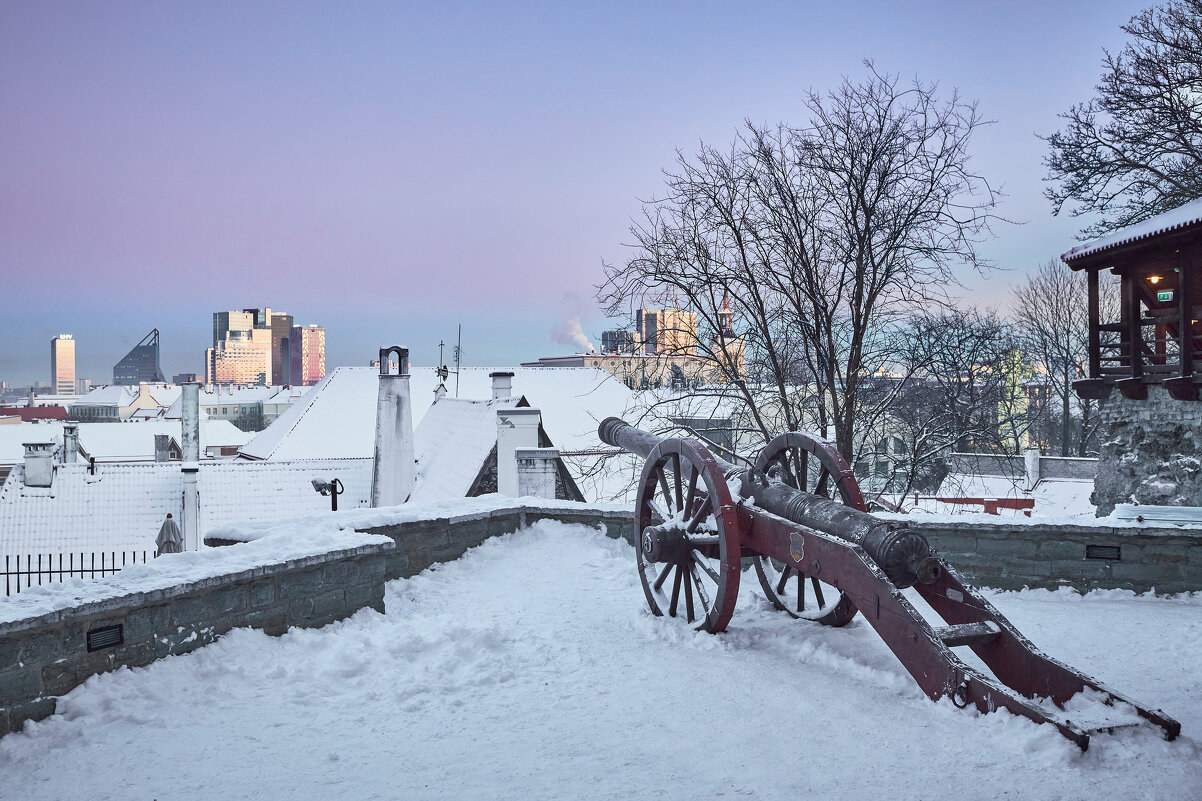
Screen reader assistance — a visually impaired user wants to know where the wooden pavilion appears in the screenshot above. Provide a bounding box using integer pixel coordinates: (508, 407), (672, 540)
(1063, 200), (1202, 402)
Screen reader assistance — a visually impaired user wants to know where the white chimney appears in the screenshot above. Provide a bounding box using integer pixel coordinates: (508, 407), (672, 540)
(516, 447), (559, 499)
(23, 442), (55, 487)
(371, 346), (416, 507)
(434, 383), (447, 400)
(1023, 447), (1041, 491)
(181, 465), (200, 550)
(490, 371), (514, 400)
(496, 408), (540, 496)
(62, 425), (79, 464)
(181, 382), (200, 462)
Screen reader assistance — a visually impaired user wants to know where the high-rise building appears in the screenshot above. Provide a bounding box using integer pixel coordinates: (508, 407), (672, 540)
(206, 327), (273, 385)
(113, 328), (166, 385)
(211, 308), (292, 385)
(289, 324), (326, 386)
(50, 335), (75, 395)
(601, 330), (636, 354)
(636, 308), (698, 356)
(269, 311), (294, 385)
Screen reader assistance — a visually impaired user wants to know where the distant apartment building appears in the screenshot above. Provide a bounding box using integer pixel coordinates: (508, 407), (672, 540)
(74, 378), (91, 395)
(636, 308), (698, 356)
(50, 335), (75, 395)
(289, 325), (326, 386)
(207, 308), (294, 386)
(113, 328), (166, 385)
(173, 373), (201, 384)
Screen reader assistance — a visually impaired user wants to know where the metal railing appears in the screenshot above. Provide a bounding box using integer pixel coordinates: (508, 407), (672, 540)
(3, 551), (156, 596)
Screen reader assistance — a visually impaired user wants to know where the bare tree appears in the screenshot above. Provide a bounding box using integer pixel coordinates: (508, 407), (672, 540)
(1044, 0), (1202, 237)
(868, 309), (1026, 497)
(599, 64), (1001, 463)
(1011, 260), (1118, 456)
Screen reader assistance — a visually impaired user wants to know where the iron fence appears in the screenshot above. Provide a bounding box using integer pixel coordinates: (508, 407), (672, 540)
(3, 551), (157, 596)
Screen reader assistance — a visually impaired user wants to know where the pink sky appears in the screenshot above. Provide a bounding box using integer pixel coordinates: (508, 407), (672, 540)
(1, 1), (1144, 384)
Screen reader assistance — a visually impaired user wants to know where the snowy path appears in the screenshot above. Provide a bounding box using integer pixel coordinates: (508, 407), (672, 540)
(2, 521), (1200, 800)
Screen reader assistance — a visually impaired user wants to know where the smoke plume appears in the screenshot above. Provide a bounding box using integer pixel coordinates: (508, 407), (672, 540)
(552, 316), (595, 352)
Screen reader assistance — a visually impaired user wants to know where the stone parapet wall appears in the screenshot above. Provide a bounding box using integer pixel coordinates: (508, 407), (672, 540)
(357, 503), (636, 579)
(914, 519), (1202, 594)
(2, 500), (634, 738)
(0, 542), (392, 737)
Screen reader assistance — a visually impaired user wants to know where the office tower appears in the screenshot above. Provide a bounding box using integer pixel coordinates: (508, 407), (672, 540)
(211, 308), (292, 384)
(289, 324), (325, 386)
(113, 329), (166, 385)
(601, 330), (636, 354)
(205, 327), (273, 385)
(50, 335), (75, 395)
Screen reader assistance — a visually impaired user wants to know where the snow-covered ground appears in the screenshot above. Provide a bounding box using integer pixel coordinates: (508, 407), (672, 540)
(2, 521), (1199, 800)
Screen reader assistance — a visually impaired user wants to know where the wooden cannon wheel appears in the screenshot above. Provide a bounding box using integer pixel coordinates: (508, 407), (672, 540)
(752, 432), (861, 627)
(635, 438), (742, 633)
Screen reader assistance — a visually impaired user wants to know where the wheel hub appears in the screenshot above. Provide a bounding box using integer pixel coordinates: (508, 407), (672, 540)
(641, 524), (690, 563)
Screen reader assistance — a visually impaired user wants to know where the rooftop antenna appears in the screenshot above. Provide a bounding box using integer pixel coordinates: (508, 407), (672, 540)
(453, 324), (462, 397)
(436, 340), (450, 388)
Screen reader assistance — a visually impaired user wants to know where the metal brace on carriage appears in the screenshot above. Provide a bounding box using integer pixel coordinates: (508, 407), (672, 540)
(597, 417), (1181, 751)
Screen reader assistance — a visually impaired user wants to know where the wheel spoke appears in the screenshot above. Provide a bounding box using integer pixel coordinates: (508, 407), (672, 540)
(672, 453), (683, 512)
(688, 562), (711, 615)
(775, 563), (791, 595)
(797, 573), (805, 611)
(653, 562), (673, 591)
(684, 468), (699, 521)
(649, 500), (670, 524)
(669, 565), (683, 617)
(685, 497), (712, 533)
(691, 551), (721, 584)
(656, 466), (674, 516)
(810, 575), (826, 608)
(683, 563), (695, 622)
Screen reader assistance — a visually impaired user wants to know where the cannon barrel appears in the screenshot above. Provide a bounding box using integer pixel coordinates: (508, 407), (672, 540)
(599, 417), (939, 588)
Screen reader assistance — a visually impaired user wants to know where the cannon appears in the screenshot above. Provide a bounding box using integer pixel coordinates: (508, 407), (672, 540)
(599, 417), (1180, 750)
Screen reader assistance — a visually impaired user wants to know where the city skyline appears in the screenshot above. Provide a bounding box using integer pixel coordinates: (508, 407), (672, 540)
(1, 1), (1149, 385)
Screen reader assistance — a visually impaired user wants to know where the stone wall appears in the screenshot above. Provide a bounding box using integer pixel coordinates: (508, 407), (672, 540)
(4, 501), (635, 738)
(916, 518), (1202, 594)
(1094, 385), (1202, 515)
(356, 503), (636, 579)
(0, 541), (392, 736)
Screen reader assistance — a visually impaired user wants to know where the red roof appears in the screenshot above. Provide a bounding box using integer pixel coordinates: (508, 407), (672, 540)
(0, 405), (68, 422)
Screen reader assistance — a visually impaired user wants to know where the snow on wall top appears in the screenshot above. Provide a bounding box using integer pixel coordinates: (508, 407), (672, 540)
(409, 396), (519, 502)
(239, 365), (637, 461)
(0, 458), (374, 555)
(1062, 198), (1202, 263)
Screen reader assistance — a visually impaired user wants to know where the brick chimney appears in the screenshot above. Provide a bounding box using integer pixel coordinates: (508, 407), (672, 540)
(371, 346), (416, 507)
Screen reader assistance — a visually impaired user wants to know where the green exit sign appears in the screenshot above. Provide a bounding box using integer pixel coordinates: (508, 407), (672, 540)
(1158, 290), (1174, 302)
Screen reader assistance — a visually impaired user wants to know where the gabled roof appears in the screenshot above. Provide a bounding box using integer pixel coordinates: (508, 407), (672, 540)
(0, 458), (373, 554)
(409, 396), (520, 502)
(0, 421), (253, 464)
(1062, 198), (1202, 264)
(239, 365), (637, 461)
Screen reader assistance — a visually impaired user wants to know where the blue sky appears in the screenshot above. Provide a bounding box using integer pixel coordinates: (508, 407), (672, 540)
(0, 1), (1144, 385)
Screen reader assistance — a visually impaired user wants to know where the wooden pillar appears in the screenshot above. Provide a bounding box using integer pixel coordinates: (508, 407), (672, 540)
(1124, 270), (1142, 380)
(1088, 268), (1100, 377)
(1181, 255), (1194, 379)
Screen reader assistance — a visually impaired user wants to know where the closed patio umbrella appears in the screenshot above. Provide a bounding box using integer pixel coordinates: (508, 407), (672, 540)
(156, 513), (183, 556)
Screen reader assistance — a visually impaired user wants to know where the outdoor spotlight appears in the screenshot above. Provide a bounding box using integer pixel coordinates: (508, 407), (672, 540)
(311, 477), (345, 511)
(1148, 274), (1162, 284)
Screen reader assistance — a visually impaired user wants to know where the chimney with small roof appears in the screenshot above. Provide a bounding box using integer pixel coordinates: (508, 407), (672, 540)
(371, 346), (416, 506)
(490, 371), (514, 400)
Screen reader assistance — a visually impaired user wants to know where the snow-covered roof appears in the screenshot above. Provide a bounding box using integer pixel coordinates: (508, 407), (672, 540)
(239, 366), (637, 461)
(1062, 198), (1202, 263)
(72, 386), (137, 407)
(0, 421), (253, 464)
(409, 396), (520, 502)
(0, 458), (373, 554)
